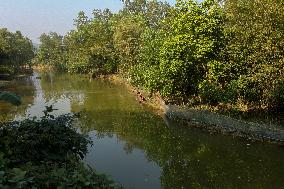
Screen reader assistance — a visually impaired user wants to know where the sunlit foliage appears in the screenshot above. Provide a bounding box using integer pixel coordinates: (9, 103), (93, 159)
(35, 0), (284, 112)
(0, 29), (34, 74)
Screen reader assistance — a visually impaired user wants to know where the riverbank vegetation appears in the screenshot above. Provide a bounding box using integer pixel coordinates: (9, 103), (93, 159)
(0, 28), (34, 75)
(0, 28), (35, 116)
(0, 27), (122, 189)
(34, 0), (284, 117)
(0, 112), (122, 188)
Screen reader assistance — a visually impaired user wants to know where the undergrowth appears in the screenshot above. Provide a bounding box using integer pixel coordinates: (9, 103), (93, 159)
(0, 113), (122, 189)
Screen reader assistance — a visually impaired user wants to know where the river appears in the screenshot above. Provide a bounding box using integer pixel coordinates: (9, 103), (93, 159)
(0, 72), (283, 189)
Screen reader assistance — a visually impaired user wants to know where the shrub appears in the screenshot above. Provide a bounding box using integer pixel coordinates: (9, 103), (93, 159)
(198, 80), (222, 105)
(0, 114), (122, 189)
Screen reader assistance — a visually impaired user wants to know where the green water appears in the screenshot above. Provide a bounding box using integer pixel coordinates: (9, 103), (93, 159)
(1, 72), (284, 189)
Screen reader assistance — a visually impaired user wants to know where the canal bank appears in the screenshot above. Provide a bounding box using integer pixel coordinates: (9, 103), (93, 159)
(106, 75), (284, 146)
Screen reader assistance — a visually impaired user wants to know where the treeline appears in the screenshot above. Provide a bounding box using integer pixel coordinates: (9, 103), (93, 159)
(35, 0), (284, 112)
(0, 28), (34, 74)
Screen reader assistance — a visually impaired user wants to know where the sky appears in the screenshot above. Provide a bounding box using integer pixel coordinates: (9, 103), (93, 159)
(0, 0), (176, 43)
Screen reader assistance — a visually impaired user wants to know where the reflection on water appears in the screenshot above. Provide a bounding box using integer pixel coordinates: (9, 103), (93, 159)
(1, 72), (284, 189)
(0, 75), (36, 121)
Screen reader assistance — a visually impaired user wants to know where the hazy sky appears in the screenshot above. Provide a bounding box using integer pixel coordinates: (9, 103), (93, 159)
(0, 0), (176, 43)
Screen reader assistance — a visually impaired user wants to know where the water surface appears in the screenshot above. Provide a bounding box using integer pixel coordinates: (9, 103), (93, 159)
(1, 73), (283, 189)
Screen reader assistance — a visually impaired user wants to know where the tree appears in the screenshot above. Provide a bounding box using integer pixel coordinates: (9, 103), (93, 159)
(36, 32), (66, 70)
(112, 14), (146, 74)
(0, 28), (34, 74)
(158, 0), (224, 102)
(113, 0), (171, 76)
(204, 0), (284, 110)
(65, 9), (117, 75)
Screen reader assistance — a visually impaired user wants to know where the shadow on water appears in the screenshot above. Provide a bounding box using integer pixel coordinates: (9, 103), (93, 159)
(79, 109), (284, 189)
(1, 72), (283, 189)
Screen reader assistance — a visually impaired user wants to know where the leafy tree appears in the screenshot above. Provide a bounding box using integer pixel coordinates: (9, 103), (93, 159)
(112, 14), (146, 74)
(158, 0), (224, 102)
(36, 32), (66, 71)
(113, 0), (171, 76)
(122, 0), (171, 29)
(129, 27), (164, 92)
(203, 0), (284, 110)
(0, 28), (34, 74)
(65, 9), (117, 76)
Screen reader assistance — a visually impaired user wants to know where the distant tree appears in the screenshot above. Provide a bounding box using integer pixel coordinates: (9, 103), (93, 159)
(36, 32), (66, 70)
(0, 28), (34, 74)
(65, 9), (117, 75)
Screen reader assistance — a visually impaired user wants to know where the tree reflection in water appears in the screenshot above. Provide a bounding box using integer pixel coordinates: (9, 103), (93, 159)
(5, 72), (284, 189)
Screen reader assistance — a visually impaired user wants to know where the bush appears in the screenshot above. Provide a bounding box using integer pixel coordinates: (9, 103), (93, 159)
(0, 114), (122, 189)
(272, 80), (284, 110)
(198, 80), (222, 105)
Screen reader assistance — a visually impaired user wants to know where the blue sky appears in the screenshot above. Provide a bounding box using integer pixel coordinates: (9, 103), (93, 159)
(0, 0), (176, 43)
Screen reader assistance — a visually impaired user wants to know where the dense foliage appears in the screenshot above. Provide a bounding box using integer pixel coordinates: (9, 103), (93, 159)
(212, 0), (284, 110)
(0, 28), (34, 74)
(0, 113), (122, 188)
(35, 32), (67, 71)
(66, 10), (117, 75)
(35, 0), (284, 112)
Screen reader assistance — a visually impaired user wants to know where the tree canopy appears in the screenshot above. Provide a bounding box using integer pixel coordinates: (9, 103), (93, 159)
(0, 28), (34, 74)
(35, 0), (284, 112)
